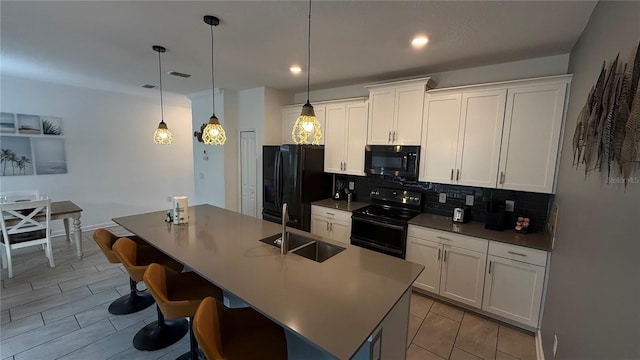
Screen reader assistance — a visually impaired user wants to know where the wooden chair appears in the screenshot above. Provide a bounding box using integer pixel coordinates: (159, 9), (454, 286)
(0, 199), (53, 278)
(112, 237), (187, 351)
(144, 263), (224, 360)
(92, 228), (155, 315)
(193, 296), (287, 360)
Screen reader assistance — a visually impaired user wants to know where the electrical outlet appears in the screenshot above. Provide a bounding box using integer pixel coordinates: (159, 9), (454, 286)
(553, 334), (558, 358)
(438, 193), (447, 203)
(465, 195), (474, 206)
(505, 200), (515, 212)
(349, 181), (355, 191)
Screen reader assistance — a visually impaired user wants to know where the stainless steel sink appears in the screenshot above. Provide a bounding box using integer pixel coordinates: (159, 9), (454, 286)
(259, 232), (345, 262)
(258, 232), (314, 251)
(293, 241), (345, 263)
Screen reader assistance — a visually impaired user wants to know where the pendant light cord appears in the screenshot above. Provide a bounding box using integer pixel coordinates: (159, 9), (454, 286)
(210, 23), (216, 115)
(306, 0), (311, 103)
(157, 50), (164, 122)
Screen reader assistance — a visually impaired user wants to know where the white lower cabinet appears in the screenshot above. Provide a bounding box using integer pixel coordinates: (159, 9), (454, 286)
(407, 225), (487, 308)
(310, 205), (352, 245)
(482, 242), (547, 328)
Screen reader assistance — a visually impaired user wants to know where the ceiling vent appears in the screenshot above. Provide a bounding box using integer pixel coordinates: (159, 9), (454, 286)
(169, 71), (191, 78)
(140, 84), (156, 89)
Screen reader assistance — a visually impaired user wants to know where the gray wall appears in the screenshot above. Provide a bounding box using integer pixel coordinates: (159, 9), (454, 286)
(541, 2), (640, 359)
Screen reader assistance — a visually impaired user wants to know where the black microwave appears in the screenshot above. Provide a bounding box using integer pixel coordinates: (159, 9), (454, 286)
(364, 145), (420, 181)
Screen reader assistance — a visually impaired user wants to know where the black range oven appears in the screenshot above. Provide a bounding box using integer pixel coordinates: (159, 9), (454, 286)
(350, 188), (422, 259)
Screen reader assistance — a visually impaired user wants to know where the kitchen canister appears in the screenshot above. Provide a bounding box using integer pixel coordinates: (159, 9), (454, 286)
(172, 196), (188, 224)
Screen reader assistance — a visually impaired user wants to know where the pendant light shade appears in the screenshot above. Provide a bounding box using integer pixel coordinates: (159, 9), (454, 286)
(152, 45), (173, 145)
(292, 0), (321, 145)
(200, 15), (226, 145)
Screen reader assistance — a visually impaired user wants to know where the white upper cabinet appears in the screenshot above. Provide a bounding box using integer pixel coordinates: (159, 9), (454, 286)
(498, 79), (569, 193)
(281, 104), (325, 145)
(323, 100), (368, 175)
(420, 75), (570, 193)
(420, 88), (506, 188)
(366, 78), (434, 145)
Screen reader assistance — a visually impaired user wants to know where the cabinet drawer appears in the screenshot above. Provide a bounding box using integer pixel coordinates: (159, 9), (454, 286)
(311, 205), (352, 224)
(489, 241), (547, 266)
(407, 225), (488, 253)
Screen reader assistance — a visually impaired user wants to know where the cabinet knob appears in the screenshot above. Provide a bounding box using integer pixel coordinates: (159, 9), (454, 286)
(388, 131), (392, 143)
(488, 260), (492, 274)
(450, 169), (454, 181)
(456, 169), (460, 181)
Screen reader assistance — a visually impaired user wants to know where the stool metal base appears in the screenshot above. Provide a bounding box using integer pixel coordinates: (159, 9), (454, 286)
(133, 306), (188, 351)
(108, 278), (155, 315)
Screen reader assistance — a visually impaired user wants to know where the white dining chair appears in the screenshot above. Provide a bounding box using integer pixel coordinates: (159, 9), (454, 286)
(0, 190), (40, 203)
(0, 198), (53, 278)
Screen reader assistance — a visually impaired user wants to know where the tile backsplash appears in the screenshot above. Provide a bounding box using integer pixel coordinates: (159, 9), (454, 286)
(334, 174), (552, 232)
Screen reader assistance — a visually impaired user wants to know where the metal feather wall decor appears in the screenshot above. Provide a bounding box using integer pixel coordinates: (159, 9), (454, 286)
(573, 40), (640, 188)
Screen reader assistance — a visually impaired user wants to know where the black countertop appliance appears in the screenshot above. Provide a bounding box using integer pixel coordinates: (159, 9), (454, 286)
(262, 145), (331, 232)
(485, 199), (506, 231)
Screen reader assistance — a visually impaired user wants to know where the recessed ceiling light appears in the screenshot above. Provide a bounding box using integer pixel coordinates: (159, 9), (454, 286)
(411, 35), (429, 48)
(290, 65), (302, 74)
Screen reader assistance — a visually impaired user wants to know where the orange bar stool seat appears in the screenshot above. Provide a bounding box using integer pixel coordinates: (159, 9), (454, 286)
(93, 228), (155, 315)
(193, 296), (288, 360)
(144, 263), (223, 360)
(113, 237), (186, 351)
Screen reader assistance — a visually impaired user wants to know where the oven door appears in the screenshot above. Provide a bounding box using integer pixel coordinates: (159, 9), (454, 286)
(350, 215), (406, 259)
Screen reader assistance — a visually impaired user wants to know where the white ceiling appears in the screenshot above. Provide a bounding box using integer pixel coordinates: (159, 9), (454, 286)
(1, 1), (597, 100)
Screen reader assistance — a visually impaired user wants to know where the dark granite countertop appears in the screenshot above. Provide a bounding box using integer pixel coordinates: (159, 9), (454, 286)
(409, 213), (552, 251)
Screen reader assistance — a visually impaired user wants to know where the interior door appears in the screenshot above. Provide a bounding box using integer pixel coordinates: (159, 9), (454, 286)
(240, 131), (257, 217)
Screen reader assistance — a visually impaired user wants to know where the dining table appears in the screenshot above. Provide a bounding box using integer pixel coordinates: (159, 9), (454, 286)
(3, 200), (84, 258)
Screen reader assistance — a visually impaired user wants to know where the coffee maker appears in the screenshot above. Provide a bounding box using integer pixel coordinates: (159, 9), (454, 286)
(485, 200), (505, 231)
(334, 179), (346, 200)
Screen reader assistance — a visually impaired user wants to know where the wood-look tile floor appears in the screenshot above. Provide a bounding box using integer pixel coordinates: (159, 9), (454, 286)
(1, 228), (536, 360)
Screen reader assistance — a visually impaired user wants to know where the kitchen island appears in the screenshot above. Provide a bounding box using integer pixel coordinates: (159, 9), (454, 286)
(113, 204), (423, 360)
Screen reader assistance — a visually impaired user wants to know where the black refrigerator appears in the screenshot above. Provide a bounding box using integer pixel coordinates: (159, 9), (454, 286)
(263, 145), (331, 232)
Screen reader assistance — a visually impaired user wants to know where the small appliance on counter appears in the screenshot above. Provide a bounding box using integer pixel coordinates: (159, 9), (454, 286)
(172, 196), (188, 225)
(452, 206), (470, 223)
(485, 199), (505, 231)
(334, 179), (346, 200)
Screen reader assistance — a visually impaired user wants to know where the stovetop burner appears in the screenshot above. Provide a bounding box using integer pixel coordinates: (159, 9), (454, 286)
(351, 188), (423, 223)
(354, 204), (420, 222)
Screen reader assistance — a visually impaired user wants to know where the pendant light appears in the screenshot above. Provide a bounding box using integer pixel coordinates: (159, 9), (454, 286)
(201, 15), (226, 145)
(292, 0), (322, 145)
(152, 45), (173, 145)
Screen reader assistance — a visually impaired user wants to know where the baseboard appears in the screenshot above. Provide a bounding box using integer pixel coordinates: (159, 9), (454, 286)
(536, 329), (545, 360)
(51, 221), (117, 237)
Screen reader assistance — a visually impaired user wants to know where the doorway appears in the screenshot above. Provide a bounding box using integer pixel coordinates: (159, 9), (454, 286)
(240, 131), (257, 217)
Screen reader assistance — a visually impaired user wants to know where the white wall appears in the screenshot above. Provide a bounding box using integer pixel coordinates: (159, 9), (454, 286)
(293, 54), (570, 103)
(540, 2), (640, 359)
(0, 75), (194, 233)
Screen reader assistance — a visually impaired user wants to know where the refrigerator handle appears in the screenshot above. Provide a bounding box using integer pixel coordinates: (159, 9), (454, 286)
(274, 151), (280, 209)
(277, 151), (284, 209)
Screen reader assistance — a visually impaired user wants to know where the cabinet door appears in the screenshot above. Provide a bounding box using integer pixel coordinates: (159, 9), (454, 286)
(499, 83), (567, 193)
(456, 89), (506, 188)
(367, 88), (396, 144)
(394, 84), (426, 145)
(420, 93), (462, 183)
(440, 245), (486, 308)
(330, 221), (351, 245)
(311, 216), (330, 239)
(324, 104), (347, 173)
(282, 107), (301, 144)
(483, 255), (545, 327)
(344, 102), (368, 176)
(406, 236), (441, 293)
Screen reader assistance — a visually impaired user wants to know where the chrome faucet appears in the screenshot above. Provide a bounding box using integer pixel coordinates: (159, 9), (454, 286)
(281, 203), (289, 255)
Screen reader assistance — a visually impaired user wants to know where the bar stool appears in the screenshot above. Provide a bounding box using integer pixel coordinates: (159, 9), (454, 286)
(193, 296), (288, 360)
(93, 228), (155, 315)
(144, 263), (223, 360)
(112, 237), (186, 351)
